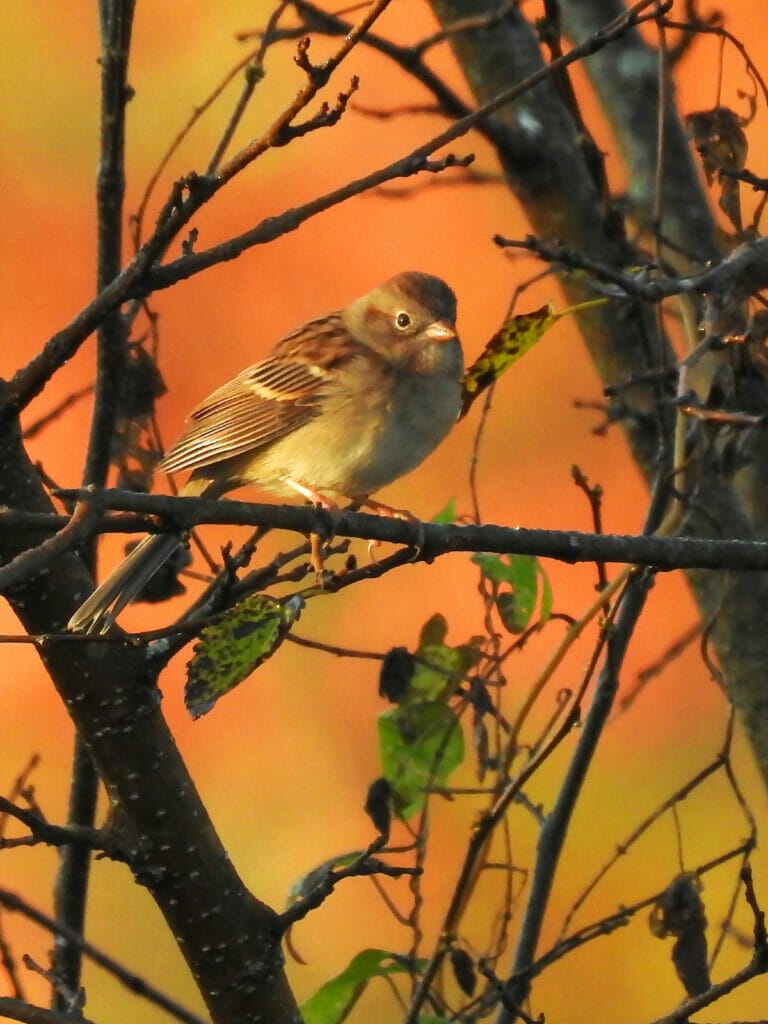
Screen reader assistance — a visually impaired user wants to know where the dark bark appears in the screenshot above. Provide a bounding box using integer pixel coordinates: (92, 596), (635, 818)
(428, 0), (768, 789)
(0, 413), (300, 1024)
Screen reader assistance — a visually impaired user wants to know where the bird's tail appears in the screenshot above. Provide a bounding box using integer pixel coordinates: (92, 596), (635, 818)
(67, 533), (183, 635)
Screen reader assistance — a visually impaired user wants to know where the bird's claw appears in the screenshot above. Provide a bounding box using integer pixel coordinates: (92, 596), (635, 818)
(358, 498), (425, 563)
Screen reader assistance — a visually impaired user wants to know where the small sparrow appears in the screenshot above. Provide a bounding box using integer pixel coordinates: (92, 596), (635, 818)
(68, 271), (463, 633)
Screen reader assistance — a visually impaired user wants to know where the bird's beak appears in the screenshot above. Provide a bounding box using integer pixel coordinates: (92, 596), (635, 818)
(425, 319), (457, 342)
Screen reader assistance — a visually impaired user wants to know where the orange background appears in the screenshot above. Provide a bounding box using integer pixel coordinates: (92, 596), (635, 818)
(2, 3), (768, 1022)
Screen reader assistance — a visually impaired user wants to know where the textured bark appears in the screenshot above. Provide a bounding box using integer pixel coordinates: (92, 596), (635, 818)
(560, 0), (720, 266)
(431, 0), (674, 473)
(426, 5), (768, 1017)
(0, 409), (300, 1024)
(428, 0), (768, 788)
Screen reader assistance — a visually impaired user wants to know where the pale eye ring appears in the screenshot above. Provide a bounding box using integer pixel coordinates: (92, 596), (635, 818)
(395, 311), (412, 329)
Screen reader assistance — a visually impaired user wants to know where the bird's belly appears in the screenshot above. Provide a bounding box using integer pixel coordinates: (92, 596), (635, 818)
(247, 374), (461, 499)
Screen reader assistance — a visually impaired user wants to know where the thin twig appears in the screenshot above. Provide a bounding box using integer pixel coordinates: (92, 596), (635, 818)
(21, 387), (95, 440)
(557, 752), (728, 940)
(402, 705), (581, 1024)
(0, 997), (97, 1024)
(0, 888), (206, 1024)
(0, 796), (114, 856)
(515, 841), (753, 986)
(0, 0), (674, 421)
(206, 2), (290, 174)
(216, 0), (394, 184)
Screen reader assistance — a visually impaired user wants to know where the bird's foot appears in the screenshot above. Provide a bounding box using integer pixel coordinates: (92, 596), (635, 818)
(358, 497), (425, 562)
(358, 496), (414, 520)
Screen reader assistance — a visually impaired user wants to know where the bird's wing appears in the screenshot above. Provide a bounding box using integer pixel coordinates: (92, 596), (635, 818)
(158, 313), (365, 474)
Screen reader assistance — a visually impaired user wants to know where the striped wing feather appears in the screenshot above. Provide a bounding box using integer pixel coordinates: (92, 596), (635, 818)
(159, 313), (363, 475)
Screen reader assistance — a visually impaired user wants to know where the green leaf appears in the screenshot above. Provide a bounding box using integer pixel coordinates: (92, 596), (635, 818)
(471, 552), (515, 585)
(537, 560), (554, 625)
(496, 555), (538, 633)
(378, 702), (465, 819)
(301, 949), (423, 1024)
(408, 613), (481, 701)
(185, 594), (303, 718)
(412, 640), (480, 701)
(473, 553), (554, 633)
(418, 612), (448, 648)
(431, 497), (458, 524)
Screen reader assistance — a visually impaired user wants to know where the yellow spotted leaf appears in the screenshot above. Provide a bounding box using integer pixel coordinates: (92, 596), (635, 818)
(460, 298), (606, 417)
(185, 594), (304, 718)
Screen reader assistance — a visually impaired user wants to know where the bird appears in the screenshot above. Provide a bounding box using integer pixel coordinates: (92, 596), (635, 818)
(68, 271), (463, 634)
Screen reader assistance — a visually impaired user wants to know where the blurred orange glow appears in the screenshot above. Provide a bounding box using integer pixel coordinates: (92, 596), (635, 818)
(2, 3), (767, 1022)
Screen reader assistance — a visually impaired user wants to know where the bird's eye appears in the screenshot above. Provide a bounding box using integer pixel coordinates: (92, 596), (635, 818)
(395, 311), (412, 330)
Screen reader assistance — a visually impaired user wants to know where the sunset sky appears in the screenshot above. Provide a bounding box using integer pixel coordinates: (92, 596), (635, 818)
(2, 3), (768, 1021)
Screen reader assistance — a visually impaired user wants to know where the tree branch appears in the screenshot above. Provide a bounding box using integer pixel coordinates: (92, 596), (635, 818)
(0, 0), (662, 422)
(501, 568), (656, 1018)
(0, 796), (112, 855)
(26, 488), (768, 574)
(0, 997), (96, 1024)
(0, 402), (299, 1024)
(52, 3), (135, 1004)
(0, 888), (206, 1024)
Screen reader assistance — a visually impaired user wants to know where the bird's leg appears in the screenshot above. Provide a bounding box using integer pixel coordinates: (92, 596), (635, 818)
(309, 533), (330, 578)
(281, 477), (339, 580)
(281, 477), (338, 510)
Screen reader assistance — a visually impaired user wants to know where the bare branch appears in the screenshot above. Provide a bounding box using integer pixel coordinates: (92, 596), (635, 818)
(0, 888), (206, 1024)
(0, 796), (114, 856)
(215, 0), (394, 183)
(0, 0), (663, 422)
(0, 997), (97, 1024)
(494, 232), (768, 302)
(205, 1), (290, 175)
(34, 488), (768, 574)
(279, 838), (421, 929)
